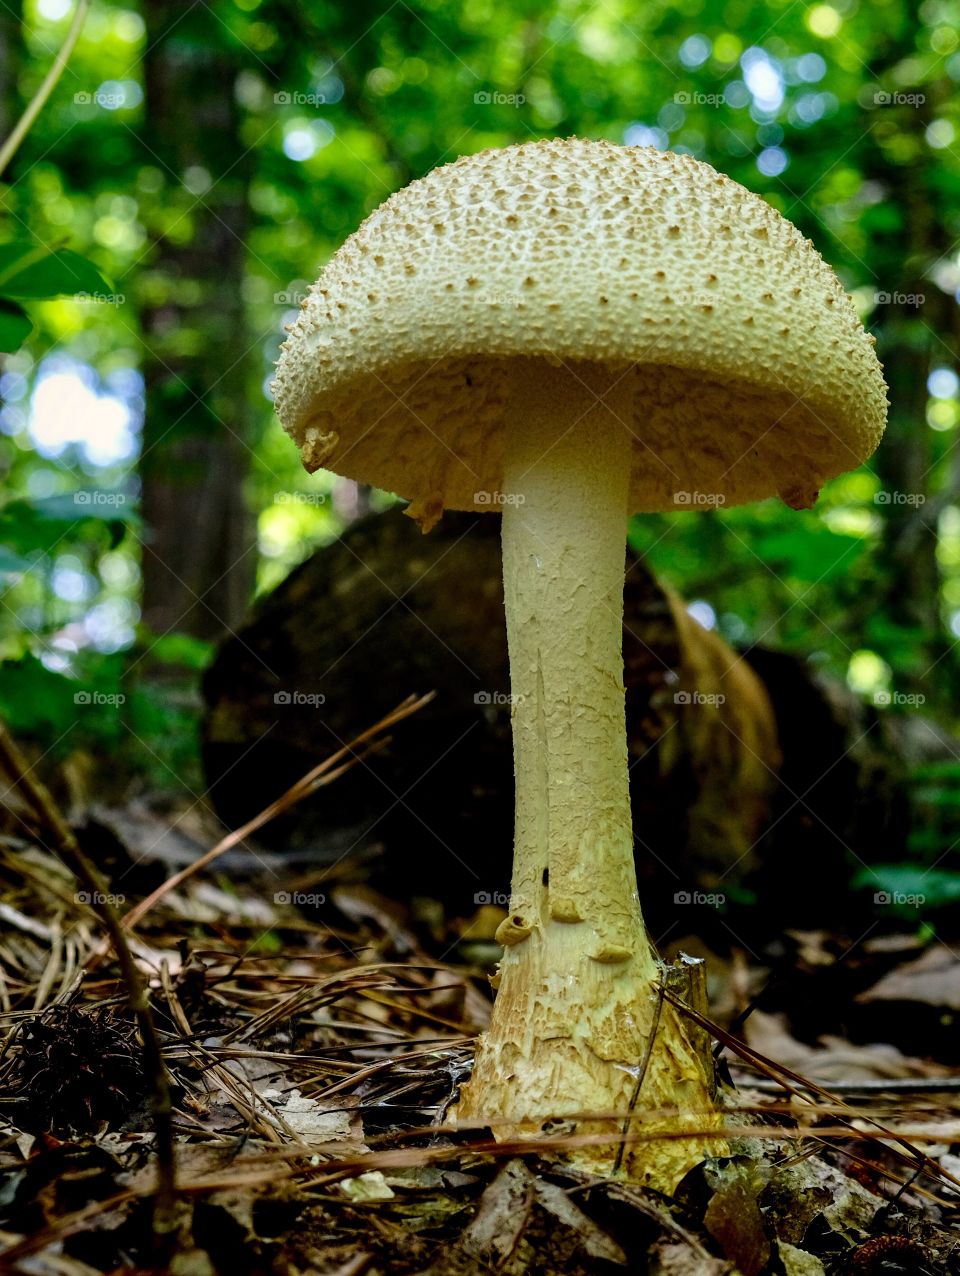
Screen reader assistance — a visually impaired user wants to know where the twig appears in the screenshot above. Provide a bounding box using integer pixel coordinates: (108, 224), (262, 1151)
(120, 693), (435, 932)
(158, 963), (297, 1142)
(733, 1073), (960, 1094)
(0, 0), (90, 177)
(0, 721), (177, 1260)
(613, 967), (665, 1174)
(665, 987), (960, 1197)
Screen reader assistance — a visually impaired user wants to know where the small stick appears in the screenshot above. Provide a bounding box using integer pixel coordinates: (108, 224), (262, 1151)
(0, 0), (90, 177)
(666, 988), (960, 1196)
(0, 722), (177, 1259)
(613, 968), (666, 1174)
(733, 1074), (960, 1094)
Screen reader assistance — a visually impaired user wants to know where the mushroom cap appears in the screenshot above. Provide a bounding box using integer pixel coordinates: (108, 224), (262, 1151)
(273, 137), (887, 514)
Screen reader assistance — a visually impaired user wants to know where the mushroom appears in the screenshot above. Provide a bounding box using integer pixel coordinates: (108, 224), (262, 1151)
(273, 138), (887, 1188)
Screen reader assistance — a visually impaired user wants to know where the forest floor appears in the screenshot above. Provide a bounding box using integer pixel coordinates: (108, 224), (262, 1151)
(0, 721), (959, 1274)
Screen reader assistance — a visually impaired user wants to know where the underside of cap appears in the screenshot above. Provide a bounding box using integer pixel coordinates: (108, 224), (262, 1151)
(273, 138), (887, 514)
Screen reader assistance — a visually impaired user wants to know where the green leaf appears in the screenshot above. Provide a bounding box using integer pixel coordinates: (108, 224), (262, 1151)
(853, 863), (960, 908)
(26, 493), (137, 522)
(0, 651), (133, 744)
(752, 523), (866, 583)
(142, 631), (215, 670)
(0, 547), (33, 577)
(0, 494), (137, 557)
(907, 829), (946, 855)
(0, 242), (112, 300)
(0, 654), (79, 736)
(0, 299), (32, 352)
(911, 761), (960, 782)
(912, 786), (960, 809)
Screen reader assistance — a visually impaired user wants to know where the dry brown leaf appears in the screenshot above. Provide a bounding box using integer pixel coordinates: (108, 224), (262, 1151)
(776, 1239), (825, 1275)
(743, 1010), (946, 1082)
(648, 1239), (732, 1274)
(703, 1157), (770, 1275)
(857, 945), (960, 1011)
(533, 1178), (626, 1266)
(461, 1159), (534, 1267)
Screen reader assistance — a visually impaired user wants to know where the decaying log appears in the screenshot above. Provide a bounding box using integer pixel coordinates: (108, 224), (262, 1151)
(200, 509), (910, 923)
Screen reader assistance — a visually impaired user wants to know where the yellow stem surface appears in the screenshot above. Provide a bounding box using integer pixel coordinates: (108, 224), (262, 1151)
(456, 362), (722, 1189)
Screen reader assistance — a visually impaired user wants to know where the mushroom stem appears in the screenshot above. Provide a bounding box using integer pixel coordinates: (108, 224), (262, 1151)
(500, 363), (647, 962)
(457, 361), (721, 1189)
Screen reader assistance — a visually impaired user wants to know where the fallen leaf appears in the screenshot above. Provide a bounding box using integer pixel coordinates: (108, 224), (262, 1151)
(743, 1010), (947, 1081)
(339, 1170), (395, 1201)
(533, 1177), (626, 1266)
(461, 1159), (533, 1267)
(703, 1157), (770, 1275)
(260, 1088), (354, 1144)
(776, 1239), (825, 1275)
(857, 945), (960, 1011)
(648, 1239), (731, 1274)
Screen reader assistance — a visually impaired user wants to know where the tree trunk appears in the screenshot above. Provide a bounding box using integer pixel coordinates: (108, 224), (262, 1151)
(138, 1), (255, 641)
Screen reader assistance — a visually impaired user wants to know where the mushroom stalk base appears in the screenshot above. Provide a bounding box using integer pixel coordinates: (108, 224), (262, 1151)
(456, 363), (722, 1190)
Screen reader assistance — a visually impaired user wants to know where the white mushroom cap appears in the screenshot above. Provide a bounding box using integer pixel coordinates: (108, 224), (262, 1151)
(273, 137), (887, 514)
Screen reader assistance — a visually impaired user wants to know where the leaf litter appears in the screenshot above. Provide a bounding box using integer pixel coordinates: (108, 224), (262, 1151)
(0, 708), (957, 1273)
